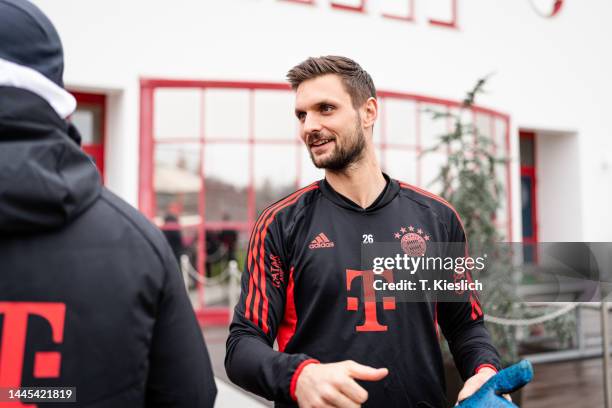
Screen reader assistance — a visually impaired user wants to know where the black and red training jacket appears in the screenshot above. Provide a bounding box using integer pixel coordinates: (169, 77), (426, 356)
(225, 174), (501, 408)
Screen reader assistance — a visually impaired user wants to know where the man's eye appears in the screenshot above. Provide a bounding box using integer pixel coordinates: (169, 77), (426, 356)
(321, 104), (334, 112)
(297, 112), (306, 121)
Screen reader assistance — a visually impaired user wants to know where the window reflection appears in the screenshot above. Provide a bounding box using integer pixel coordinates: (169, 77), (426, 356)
(154, 143), (201, 223)
(384, 99), (418, 147)
(202, 229), (249, 307)
(255, 145), (297, 214)
(254, 91), (296, 141)
(154, 89), (202, 140)
(71, 105), (102, 145)
(204, 144), (249, 221)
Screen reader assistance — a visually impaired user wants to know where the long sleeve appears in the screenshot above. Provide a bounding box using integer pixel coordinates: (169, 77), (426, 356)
(145, 239), (217, 407)
(437, 210), (502, 380)
(225, 213), (316, 403)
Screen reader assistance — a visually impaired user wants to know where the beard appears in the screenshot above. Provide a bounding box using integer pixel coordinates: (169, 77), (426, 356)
(308, 119), (366, 171)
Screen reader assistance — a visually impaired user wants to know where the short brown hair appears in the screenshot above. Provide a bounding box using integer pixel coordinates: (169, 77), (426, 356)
(286, 56), (376, 108)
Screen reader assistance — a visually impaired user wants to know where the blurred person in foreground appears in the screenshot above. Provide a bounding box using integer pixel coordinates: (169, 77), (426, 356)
(0, 0), (216, 406)
(226, 56), (505, 407)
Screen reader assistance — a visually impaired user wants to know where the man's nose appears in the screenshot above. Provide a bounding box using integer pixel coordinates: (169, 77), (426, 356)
(303, 113), (322, 135)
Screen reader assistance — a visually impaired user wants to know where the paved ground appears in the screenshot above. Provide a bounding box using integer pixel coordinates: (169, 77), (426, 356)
(203, 325), (272, 407)
(522, 357), (609, 408)
(214, 378), (268, 407)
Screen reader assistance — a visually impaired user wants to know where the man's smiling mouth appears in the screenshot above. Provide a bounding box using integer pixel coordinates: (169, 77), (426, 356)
(310, 138), (334, 147)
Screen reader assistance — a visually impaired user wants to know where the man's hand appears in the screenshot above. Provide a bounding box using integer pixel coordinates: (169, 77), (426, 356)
(295, 360), (388, 408)
(456, 367), (511, 405)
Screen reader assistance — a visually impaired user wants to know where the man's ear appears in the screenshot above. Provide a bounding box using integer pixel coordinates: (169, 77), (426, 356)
(362, 97), (378, 129)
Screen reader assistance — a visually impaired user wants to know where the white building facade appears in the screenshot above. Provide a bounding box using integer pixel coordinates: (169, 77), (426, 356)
(32, 0), (612, 253)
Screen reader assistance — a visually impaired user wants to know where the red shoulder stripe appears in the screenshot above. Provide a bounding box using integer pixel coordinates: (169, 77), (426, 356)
(400, 182), (483, 308)
(398, 182), (466, 231)
(245, 182), (316, 321)
(256, 184), (318, 334)
(244, 182), (318, 331)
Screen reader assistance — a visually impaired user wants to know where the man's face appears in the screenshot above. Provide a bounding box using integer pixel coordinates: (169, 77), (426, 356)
(294, 74), (366, 171)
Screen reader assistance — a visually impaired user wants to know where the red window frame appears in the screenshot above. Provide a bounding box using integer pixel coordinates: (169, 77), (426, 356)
(71, 92), (106, 183)
(382, 0), (415, 22)
(139, 79), (512, 326)
(428, 0), (458, 28)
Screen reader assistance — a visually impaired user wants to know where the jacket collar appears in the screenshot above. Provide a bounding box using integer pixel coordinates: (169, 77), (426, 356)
(319, 172), (400, 213)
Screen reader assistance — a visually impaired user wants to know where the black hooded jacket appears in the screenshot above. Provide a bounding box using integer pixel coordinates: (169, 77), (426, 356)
(0, 86), (217, 407)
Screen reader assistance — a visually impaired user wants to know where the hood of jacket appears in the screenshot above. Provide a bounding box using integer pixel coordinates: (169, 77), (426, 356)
(0, 86), (101, 233)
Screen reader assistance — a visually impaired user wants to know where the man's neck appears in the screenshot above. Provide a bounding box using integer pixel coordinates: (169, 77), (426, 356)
(325, 153), (386, 209)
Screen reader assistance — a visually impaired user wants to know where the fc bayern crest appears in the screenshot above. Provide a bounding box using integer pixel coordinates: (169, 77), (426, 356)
(394, 225), (430, 257)
(529, 0), (564, 18)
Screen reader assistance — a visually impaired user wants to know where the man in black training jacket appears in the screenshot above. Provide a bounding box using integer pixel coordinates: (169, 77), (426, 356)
(226, 56), (503, 408)
(0, 1), (216, 406)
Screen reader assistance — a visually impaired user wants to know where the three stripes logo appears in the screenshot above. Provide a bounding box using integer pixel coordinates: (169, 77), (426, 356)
(309, 232), (335, 249)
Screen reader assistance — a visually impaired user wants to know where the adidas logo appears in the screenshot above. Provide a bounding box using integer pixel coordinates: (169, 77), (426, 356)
(309, 232), (335, 249)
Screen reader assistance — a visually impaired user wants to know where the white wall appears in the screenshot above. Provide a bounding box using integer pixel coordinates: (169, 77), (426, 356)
(31, 0), (612, 240)
(536, 130), (583, 242)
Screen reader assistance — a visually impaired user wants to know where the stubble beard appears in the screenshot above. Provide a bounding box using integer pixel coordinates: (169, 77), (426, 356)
(309, 119), (366, 171)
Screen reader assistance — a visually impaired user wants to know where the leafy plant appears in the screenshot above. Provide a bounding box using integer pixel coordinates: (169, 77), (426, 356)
(423, 76), (574, 366)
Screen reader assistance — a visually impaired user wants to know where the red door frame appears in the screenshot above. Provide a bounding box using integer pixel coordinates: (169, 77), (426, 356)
(520, 131), (538, 261)
(139, 78), (513, 326)
(71, 92), (106, 182)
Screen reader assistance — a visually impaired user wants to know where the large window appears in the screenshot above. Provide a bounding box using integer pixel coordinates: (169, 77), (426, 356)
(139, 80), (512, 324)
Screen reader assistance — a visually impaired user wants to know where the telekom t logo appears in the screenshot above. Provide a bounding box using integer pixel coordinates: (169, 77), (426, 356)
(0, 302), (66, 408)
(346, 269), (395, 332)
